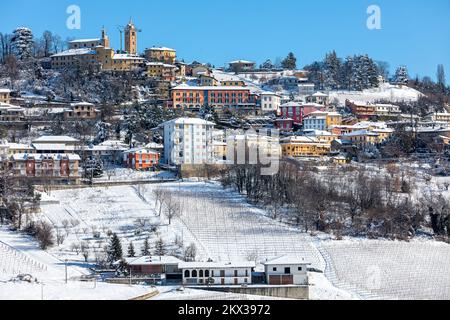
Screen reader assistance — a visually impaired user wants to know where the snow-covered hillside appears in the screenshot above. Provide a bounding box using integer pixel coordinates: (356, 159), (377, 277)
(329, 83), (423, 105)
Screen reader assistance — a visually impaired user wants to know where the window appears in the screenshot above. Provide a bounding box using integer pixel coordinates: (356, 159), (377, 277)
(234, 270), (238, 277)
(192, 270), (198, 277)
(284, 267), (291, 274)
(205, 270), (210, 277)
(298, 267), (303, 271)
(273, 267), (277, 272)
(184, 270), (190, 278)
(199, 270), (204, 277)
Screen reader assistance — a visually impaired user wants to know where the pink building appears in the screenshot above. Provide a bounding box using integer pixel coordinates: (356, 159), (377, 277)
(279, 102), (325, 125)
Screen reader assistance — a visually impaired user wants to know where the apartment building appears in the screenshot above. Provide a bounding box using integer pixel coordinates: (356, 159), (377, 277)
(280, 136), (331, 157)
(260, 91), (281, 114)
(171, 84), (254, 111)
(0, 104), (26, 122)
(162, 118), (215, 165)
(122, 146), (160, 170)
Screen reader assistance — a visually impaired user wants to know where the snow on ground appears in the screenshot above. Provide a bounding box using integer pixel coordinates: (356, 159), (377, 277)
(321, 238), (450, 300)
(329, 83), (423, 105)
(94, 168), (176, 183)
(154, 286), (289, 300)
(0, 281), (153, 300)
(0, 226), (154, 300)
(34, 181), (450, 300)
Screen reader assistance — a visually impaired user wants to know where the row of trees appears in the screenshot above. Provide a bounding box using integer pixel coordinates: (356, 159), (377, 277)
(1, 28), (66, 64)
(221, 161), (450, 240)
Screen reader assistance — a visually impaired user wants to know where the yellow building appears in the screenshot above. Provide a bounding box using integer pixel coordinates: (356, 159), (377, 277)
(373, 128), (394, 142)
(145, 47), (176, 64)
(0, 89), (11, 104)
(221, 80), (246, 87)
(281, 136), (331, 157)
(326, 112), (342, 128)
(342, 130), (380, 148)
(146, 62), (177, 80)
(125, 19), (138, 55)
(51, 26), (143, 71)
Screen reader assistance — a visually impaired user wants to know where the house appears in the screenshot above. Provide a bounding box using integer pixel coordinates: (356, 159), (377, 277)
(64, 102), (100, 120)
(221, 80), (246, 87)
(0, 89), (11, 104)
(0, 103), (26, 122)
(279, 102), (325, 125)
(145, 47), (176, 64)
(298, 83), (315, 96)
(306, 92), (329, 105)
(146, 62), (178, 81)
(262, 256), (310, 285)
(121, 256), (183, 282)
(162, 118), (215, 166)
(179, 261), (255, 286)
(342, 130), (380, 149)
(123, 147), (160, 170)
(228, 60), (255, 72)
(303, 113), (327, 131)
(373, 103), (401, 116)
(6, 143), (34, 156)
(198, 74), (219, 87)
(10, 153), (81, 184)
(260, 91), (281, 114)
(346, 100), (377, 119)
(280, 136), (331, 157)
(274, 118), (294, 131)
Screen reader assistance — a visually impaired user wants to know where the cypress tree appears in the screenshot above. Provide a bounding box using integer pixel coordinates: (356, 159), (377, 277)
(127, 241), (136, 257)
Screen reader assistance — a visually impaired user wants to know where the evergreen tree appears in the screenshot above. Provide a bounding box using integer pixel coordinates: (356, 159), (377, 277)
(141, 237), (150, 256)
(323, 51), (342, 90)
(281, 52), (297, 70)
(393, 66), (409, 84)
(260, 59), (275, 70)
(107, 233), (123, 265)
(437, 64), (446, 91)
(154, 237), (167, 256)
(127, 242), (136, 257)
(11, 27), (34, 60)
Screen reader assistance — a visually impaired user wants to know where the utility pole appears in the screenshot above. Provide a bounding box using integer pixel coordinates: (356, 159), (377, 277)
(65, 259), (68, 284)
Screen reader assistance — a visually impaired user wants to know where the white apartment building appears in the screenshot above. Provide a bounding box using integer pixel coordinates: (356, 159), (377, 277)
(260, 91), (281, 114)
(162, 118), (215, 165)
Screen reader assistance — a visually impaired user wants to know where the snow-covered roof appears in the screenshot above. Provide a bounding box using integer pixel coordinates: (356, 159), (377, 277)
(0, 88), (11, 93)
(304, 130), (335, 136)
(120, 256), (182, 266)
(262, 255), (310, 266)
(229, 60), (255, 65)
(280, 136), (321, 144)
(7, 143), (33, 150)
(147, 46), (176, 52)
(145, 142), (164, 149)
(0, 103), (24, 111)
(162, 117), (215, 126)
(69, 38), (101, 43)
(113, 54), (145, 60)
(70, 102), (94, 107)
(343, 130), (379, 137)
(280, 101), (302, 108)
(146, 62), (177, 68)
(51, 48), (96, 57)
(178, 261), (256, 269)
(172, 84), (250, 91)
(32, 144), (75, 151)
(123, 147), (160, 154)
(12, 153), (81, 161)
(312, 91), (328, 97)
(33, 136), (79, 143)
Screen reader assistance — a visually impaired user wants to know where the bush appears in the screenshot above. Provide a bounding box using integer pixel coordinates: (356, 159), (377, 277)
(35, 221), (55, 250)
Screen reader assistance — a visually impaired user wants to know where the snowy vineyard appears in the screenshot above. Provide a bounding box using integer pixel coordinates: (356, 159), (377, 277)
(0, 240), (47, 280)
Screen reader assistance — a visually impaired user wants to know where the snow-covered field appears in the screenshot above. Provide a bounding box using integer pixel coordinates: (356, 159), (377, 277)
(4, 180), (450, 300)
(0, 226), (154, 300)
(94, 168), (176, 183)
(329, 83), (423, 105)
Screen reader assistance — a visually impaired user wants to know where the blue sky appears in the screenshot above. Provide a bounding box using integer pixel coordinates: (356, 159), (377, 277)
(2, 0), (450, 82)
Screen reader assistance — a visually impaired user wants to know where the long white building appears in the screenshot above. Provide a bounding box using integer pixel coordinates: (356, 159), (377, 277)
(162, 118), (215, 165)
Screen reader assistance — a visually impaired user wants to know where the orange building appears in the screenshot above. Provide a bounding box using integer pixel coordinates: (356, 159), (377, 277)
(171, 84), (253, 110)
(123, 147), (160, 170)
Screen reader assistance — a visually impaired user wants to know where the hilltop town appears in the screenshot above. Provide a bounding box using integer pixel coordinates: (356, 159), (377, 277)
(1, 22), (450, 300)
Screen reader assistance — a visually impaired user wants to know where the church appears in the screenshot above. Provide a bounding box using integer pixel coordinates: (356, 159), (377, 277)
(50, 19), (144, 71)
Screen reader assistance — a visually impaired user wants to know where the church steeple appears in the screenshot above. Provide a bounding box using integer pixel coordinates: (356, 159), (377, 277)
(124, 19), (137, 54)
(101, 26), (110, 48)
